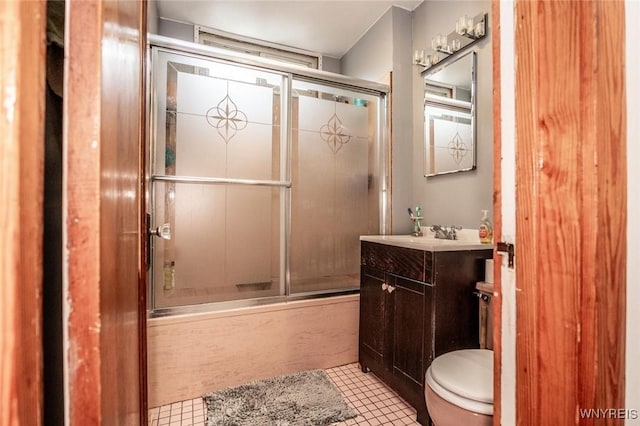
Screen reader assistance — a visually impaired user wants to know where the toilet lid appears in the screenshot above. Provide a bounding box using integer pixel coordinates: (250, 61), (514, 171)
(430, 349), (493, 404)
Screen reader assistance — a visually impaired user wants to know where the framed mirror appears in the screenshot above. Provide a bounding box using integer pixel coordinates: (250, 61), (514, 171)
(423, 50), (476, 177)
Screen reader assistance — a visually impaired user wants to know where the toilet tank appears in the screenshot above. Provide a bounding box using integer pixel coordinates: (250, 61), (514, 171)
(475, 282), (494, 350)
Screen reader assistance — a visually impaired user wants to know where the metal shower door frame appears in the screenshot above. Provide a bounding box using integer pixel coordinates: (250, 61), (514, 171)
(146, 35), (390, 317)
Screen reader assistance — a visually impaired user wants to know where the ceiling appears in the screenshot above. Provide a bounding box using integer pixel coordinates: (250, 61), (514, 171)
(156, 0), (423, 58)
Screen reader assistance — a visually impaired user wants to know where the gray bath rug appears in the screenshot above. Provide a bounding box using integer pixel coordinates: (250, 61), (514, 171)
(202, 369), (357, 426)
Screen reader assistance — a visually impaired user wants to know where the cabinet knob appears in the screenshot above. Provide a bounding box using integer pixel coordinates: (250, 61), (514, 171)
(381, 283), (388, 291)
(387, 285), (395, 293)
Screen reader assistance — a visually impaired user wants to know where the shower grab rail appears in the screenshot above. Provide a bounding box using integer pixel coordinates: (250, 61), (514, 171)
(151, 174), (291, 188)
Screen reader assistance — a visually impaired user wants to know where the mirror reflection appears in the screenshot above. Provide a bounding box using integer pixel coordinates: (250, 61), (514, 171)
(423, 50), (476, 177)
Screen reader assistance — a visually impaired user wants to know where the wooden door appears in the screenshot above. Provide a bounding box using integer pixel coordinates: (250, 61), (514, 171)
(492, 1), (627, 424)
(0, 1), (46, 425)
(65, 1), (147, 424)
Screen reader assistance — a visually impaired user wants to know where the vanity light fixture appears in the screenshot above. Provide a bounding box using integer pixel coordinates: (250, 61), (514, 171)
(414, 12), (487, 70)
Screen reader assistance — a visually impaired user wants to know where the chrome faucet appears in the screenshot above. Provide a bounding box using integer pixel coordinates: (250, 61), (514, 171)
(430, 225), (462, 240)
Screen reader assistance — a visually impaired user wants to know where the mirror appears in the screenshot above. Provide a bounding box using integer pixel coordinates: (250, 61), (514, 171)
(423, 50), (476, 177)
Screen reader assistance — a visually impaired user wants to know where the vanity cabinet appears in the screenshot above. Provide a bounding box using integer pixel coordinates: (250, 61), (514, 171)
(359, 241), (492, 425)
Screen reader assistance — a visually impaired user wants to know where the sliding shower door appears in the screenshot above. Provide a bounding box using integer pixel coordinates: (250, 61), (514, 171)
(148, 42), (387, 314)
(290, 80), (382, 294)
(150, 50), (288, 310)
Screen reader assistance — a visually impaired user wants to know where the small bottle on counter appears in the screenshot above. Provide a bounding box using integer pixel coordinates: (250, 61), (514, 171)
(479, 210), (493, 244)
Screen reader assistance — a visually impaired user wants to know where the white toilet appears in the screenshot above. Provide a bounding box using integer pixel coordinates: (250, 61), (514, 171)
(424, 282), (494, 426)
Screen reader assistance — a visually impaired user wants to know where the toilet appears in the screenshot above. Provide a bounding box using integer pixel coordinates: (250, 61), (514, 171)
(424, 282), (494, 426)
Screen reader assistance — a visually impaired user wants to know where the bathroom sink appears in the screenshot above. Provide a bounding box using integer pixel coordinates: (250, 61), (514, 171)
(360, 232), (492, 251)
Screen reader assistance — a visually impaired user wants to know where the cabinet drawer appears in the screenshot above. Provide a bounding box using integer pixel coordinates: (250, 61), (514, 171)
(362, 265), (385, 281)
(362, 242), (424, 282)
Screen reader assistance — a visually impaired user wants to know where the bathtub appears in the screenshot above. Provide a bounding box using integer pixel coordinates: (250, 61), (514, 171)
(147, 294), (360, 407)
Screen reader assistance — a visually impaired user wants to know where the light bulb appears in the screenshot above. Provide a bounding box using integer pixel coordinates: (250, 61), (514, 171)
(456, 15), (468, 35)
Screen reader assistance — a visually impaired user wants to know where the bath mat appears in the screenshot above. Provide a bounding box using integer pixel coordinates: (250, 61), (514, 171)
(202, 369), (357, 426)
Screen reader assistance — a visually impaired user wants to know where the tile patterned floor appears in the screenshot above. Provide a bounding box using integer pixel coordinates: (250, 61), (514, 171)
(149, 397), (207, 425)
(148, 362), (421, 426)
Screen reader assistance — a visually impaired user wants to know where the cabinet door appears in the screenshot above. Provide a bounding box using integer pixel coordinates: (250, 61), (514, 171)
(392, 276), (429, 388)
(359, 266), (387, 367)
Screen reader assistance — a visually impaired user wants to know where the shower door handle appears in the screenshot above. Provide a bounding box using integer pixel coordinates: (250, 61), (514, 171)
(145, 215), (171, 271)
(150, 223), (171, 240)
(148, 221), (171, 271)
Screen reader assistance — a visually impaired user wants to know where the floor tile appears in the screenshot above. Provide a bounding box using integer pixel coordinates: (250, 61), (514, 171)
(149, 362), (422, 426)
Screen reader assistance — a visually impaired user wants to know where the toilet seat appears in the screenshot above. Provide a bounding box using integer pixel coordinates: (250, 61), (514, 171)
(426, 349), (493, 415)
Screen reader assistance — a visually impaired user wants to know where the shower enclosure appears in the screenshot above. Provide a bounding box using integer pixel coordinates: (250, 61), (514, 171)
(147, 36), (389, 316)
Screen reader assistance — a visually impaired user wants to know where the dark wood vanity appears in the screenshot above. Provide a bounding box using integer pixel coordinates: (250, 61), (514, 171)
(359, 239), (492, 425)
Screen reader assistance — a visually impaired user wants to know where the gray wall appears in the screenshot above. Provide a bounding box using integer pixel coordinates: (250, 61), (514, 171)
(322, 56), (341, 74)
(158, 18), (195, 41)
(412, 0), (493, 229)
(342, 2), (491, 234)
(342, 7), (414, 234)
(148, 0), (159, 34)
(342, 9), (393, 81)
(391, 7), (414, 234)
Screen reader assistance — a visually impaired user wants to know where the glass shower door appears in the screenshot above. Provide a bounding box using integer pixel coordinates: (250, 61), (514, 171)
(290, 79), (382, 294)
(150, 49), (288, 310)
(148, 42), (388, 313)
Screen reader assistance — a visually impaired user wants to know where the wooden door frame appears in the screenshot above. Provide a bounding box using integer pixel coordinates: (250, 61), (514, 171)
(490, 2), (502, 424)
(510, 1), (627, 423)
(65, 1), (103, 419)
(138, 0), (149, 419)
(0, 1), (47, 425)
(65, 0), (147, 423)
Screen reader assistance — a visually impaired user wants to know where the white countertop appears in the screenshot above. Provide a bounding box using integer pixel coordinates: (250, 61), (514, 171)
(360, 230), (493, 252)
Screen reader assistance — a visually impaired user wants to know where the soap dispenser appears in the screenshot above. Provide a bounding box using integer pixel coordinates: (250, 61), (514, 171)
(479, 210), (493, 244)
